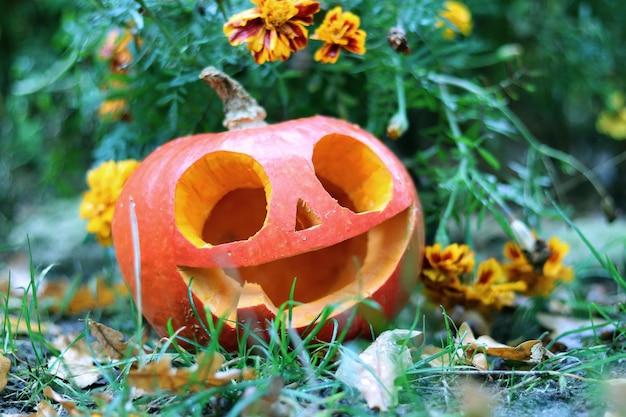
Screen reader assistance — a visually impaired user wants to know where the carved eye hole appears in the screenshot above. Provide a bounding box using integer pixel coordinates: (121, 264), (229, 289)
(175, 151), (269, 247)
(312, 133), (393, 213)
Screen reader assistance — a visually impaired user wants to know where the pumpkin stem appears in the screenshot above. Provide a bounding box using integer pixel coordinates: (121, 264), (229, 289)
(200, 67), (267, 130)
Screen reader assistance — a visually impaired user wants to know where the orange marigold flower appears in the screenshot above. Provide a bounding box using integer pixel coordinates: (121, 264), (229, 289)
(502, 237), (574, 297)
(223, 0), (320, 64)
(99, 28), (140, 73)
(98, 98), (128, 122)
(421, 243), (475, 282)
(79, 160), (140, 246)
(436, 1), (473, 40)
(310, 6), (366, 64)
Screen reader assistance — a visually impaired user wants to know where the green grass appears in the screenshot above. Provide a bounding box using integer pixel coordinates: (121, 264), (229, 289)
(1, 232), (625, 416)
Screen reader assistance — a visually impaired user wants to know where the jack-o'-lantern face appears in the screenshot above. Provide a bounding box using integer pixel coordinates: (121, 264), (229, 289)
(112, 116), (423, 349)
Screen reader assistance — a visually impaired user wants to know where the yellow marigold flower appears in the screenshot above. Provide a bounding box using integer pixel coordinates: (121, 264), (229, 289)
(543, 237), (574, 282)
(310, 6), (366, 64)
(223, 0), (320, 64)
(421, 243), (475, 282)
(421, 257), (525, 311)
(79, 160), (140, 246)
(98, 98), (128, 122)
(421, 273), (467, 309)
(464, 258), (527, 310)
(436, 1), (473, 40)
(502, 237), (574, 297)
(596, 107), (626, 140)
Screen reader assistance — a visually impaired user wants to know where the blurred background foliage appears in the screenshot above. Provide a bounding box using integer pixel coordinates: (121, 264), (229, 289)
(1, 0), (625, 242)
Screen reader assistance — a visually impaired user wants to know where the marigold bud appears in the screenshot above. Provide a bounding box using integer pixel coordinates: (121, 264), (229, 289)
(387, 27), (411, 55)
(386, 111), (409, 140)
(510, 219), (535, 252)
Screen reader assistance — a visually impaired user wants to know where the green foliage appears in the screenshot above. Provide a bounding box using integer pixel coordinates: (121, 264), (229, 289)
(3, 0), (626, 242)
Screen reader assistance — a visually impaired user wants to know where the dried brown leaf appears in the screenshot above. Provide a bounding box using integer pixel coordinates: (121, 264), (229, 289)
(336, 329), (424, 411)
(1, 352), (11, 392)
(34, 399), (58, 417)
(40, 277), (128, 314)
(128, 352), (256, 393)
(43, 386), (80, 416)
(456, 323), (488, 370)
(88, 318), (133, 360)
(1, 315), (57, 335)
(458, 322), (550, 363)
(240, 376), (289, 417)
(470, 337), (547, 362)
(422, 322), (549, 370)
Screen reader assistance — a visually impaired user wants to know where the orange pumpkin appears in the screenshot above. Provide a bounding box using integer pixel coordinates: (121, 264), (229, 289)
(112, 115), (423, 349)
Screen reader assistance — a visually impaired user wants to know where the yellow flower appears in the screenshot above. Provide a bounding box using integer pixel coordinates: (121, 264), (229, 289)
(543, 237), (574, 283)
(596, 92), (626, 140)
(223, 0), (320, 64)
(502, 237), (574, 297)
(421, 243), (475, 282)
(79, 160), (140, 246)
(310, 6), (366, 64)
(421, 272), (466, 309)
(436, 1), (473, 40)
(421, 256), (525, 311)
(98, 98), (128, 122)
(464, 258), (526, 310)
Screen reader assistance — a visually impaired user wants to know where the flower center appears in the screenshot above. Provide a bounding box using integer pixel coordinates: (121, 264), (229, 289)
(260, 0), (298, 30)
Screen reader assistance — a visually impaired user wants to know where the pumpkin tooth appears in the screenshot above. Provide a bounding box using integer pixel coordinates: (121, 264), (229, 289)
(295, 198), (321, 231)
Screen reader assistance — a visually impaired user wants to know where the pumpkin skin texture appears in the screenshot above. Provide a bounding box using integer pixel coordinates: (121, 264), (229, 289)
(112, 115), (423, 350)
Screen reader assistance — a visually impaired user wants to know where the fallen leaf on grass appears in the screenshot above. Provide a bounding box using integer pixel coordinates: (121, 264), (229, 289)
(466, 335), (548, 364)
(48, 320), (141, 388)
(1, 315), (57, 335)
(240, 376), (290, 417)
(42, 386), (142, 417)
(48, 334), (102, 389)
(88, 318), (136, 360)
(604, 379), (626, 417)
(33, 399), (58, 417)
(422, 322), (550, 371)
(43, 386), (80, 415)
(335, 329), (424, 411)
(3, 399), (60, 417)
(39, 276), (129, 314)
(537, 312), (615, 349)
(1, 352), (11, 392)
(128, 352), (256, 393)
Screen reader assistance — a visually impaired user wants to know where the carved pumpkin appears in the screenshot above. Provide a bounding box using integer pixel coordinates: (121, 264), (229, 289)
(112, 115), (423, 349)
(112, 69), (423, 349)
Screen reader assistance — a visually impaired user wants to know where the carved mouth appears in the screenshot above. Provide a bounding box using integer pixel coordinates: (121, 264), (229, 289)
(178, 207), (414, 325)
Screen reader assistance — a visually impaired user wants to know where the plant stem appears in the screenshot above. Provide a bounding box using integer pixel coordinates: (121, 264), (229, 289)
(432, 81), (470, 245)
(430, 72), (616, 217)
